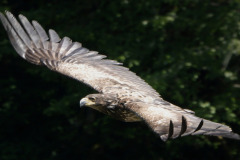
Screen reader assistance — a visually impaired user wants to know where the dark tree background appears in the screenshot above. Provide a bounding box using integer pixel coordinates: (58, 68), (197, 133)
(0, 0), (240, 159)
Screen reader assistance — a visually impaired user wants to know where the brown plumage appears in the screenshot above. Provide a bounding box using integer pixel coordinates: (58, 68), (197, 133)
(0, 11), (239, 141)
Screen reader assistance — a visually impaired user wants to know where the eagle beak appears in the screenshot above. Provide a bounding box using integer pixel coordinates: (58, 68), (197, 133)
(80, 98), (87, 107)
(80, 97), (96, 107)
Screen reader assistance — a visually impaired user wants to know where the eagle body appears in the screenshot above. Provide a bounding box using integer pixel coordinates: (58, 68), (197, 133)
(1, 11), (239, 141)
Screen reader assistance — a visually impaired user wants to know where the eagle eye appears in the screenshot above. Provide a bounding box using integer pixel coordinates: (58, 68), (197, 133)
(88, 97), (96, 102)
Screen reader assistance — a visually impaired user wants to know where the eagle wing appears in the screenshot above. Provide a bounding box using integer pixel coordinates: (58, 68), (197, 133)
(0, 11), (160, 99)
(125, 101), (240, 141)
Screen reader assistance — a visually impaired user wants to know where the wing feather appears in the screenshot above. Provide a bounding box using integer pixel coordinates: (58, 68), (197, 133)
(19, 14), (41, 48)
(32, 20), (49, 49)
(0, 11), (160, 99)
(126, 101), (240, 141)
(5, 12), (32, 49)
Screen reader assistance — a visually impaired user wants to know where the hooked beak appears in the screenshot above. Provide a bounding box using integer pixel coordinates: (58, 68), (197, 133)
(80, 98), (88, 107)
(80, 97), (96, 108)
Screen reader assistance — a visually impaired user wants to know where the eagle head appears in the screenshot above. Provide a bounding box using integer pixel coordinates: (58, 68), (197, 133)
(79, 94), (142, 122)
(79, 94), (116, 110)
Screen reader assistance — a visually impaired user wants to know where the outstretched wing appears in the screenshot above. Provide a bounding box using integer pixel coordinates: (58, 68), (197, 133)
(126, 100), (240, 141)
(0, 11), (160, 99)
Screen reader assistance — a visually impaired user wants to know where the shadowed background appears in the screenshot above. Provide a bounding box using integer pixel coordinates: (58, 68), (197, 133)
(0, 0), (240, 159)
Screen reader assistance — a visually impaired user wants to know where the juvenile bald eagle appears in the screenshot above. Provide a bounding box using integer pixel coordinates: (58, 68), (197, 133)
(0, 11), (239, 141)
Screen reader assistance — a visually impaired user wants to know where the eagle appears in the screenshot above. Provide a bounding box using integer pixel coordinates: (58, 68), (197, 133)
(0, 11), (239, 141)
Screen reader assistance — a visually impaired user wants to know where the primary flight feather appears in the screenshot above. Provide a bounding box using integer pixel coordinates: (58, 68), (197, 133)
(0, 11), (239, 141)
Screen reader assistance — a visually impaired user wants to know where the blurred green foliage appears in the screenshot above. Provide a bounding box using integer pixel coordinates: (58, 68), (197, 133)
(0, 0), (240, 159)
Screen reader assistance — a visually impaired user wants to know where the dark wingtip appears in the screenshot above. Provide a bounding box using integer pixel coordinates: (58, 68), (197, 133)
(178, 116), (187, 137)
(167, 120), (174, 139)
(159, 120), (174, 142)
(194, 119), (204, 133)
